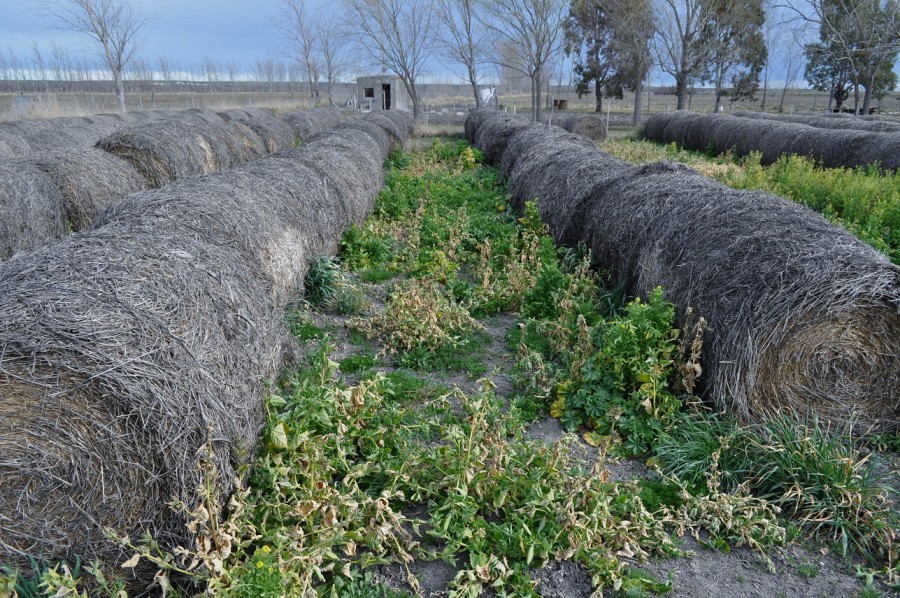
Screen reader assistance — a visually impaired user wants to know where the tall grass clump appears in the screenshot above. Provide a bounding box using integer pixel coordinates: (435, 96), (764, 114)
(656, 411), (898, 574)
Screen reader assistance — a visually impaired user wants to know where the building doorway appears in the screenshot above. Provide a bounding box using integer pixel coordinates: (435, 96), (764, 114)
(382, 84), (391, 110)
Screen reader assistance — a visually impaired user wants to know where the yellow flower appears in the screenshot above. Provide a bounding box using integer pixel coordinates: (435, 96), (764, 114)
(256, 561), (264, 569)
(261, 545), (271, 554)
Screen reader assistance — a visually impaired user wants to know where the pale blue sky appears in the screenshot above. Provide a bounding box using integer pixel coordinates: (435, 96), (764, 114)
(1, 0), (286, 70)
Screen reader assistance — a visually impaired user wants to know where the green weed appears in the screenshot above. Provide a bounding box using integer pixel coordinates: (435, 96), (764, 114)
(656, 411), (898, 570)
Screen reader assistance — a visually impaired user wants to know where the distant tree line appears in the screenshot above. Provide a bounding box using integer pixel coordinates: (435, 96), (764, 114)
(5, 0), (899, 119)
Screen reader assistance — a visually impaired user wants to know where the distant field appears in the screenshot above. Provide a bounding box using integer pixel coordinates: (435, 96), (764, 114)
(4, 85), (899, 122)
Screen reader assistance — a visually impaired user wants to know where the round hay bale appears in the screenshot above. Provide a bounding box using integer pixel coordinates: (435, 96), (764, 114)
(469, 109), (532, 164)
(579, 162), (899, 433)
(1, 113), (403, 580)
(500, 123), (624, 243)
(179, 107), (226, 125)
(0, 226), (283, 575)
(469, 113), (900, 433)
(97, 120), (252, 188)
(281, 107), (343, 141)
(340, 119), (392, 157)
(24, 148), (147, 231)
(217, 107), (276, 122)
(361, 112), (407, 148)
(0, 129), (31, 158)
(0, 161), (66, 259)
(224, 121), (268, 160)
(643, 111), (900, 171)
(733, 110), (900, 134)
(236, 116), (297, 153)
(552, 113), (607, 141)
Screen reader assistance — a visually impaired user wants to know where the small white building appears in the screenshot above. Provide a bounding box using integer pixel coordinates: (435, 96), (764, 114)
(356, 76), (410, 112)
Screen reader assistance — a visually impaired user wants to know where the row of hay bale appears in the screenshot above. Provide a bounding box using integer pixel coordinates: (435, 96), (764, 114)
(0, 107), (344, 260)
(0, 108), (216, 158)
(731, 110), (900, 134)
(643, 111), (900, 170)
(467, 108), (899, 435)
(0, 110), (415, 583)
(0, 106), (340, 159)
(281, 106), (343, 140)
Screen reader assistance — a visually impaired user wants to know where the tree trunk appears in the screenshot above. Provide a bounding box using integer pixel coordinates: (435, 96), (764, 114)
(675, 76), (687, 110)
(778, 80), (790, 113)
(469, 63), (482, 108)
(114, 68), (126, 112)
(631, 80), (643, 127)
(594, 77), (603, 113)
(533, 70), (543, 122)
(714, 94), (723, 113)
(861, 72), (875, 115)
(760, 63), (768, 111)
(853, 82), (860, 115)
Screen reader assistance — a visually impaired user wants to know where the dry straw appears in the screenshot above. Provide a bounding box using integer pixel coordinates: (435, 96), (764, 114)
(546, 113), (608, 141)
(0, 110), (412, 582)
(217, 108), (297, 153)
(97, 120), (257, 187)
(732, 110), (900, 134)
(0, 128), (31, 158)
(280, 106), (343, 141)
(643, 111), (900, 170)
(24, 147), (148, 231)
(0, 161), (66, 259)
(468, 108), (900, 434)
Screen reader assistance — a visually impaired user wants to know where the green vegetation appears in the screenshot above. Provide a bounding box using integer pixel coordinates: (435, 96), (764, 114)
(603, 137), (900, 264)
(655, 412), (898, 565)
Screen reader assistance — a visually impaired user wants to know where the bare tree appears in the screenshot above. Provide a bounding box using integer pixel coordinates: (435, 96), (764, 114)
(482, 0), (568, 121)
(318, 14), (350, 106)
(344, 0), (436, 118)
(40, 0), (151, 111)
(157, 55), (172, 85)
(204, 55), (219, 91)
(280, 0), (321, 107)
(436, 0), (488, 107)
(31, 42), (50, 93)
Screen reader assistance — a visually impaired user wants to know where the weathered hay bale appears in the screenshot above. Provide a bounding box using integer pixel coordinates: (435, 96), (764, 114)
(0, 162), (66, 259)
(499, 123), (624, 244)
(468, 109), (532, 164)
(363, 112), (407, 146)
(224, 121), (268, 160)
(178, 107), (226, 125)
(733, 110), (900, 134)
(469, 112), (900, 434)
(643, 111), (900, 170)
(341, 119), (392, 156)
(280, 107), (343, 141)
(549, 113), (607, 141)
(0, 227), (283, 575)
(217, 107), (297, 152)
(217, 107), (277, 122)
(0, 114), (405, 580)
(23, 148), (147, 231)
(231, 115), (296, 153)
(97, 120), (253, 188)
(0, 129), (31, 158)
